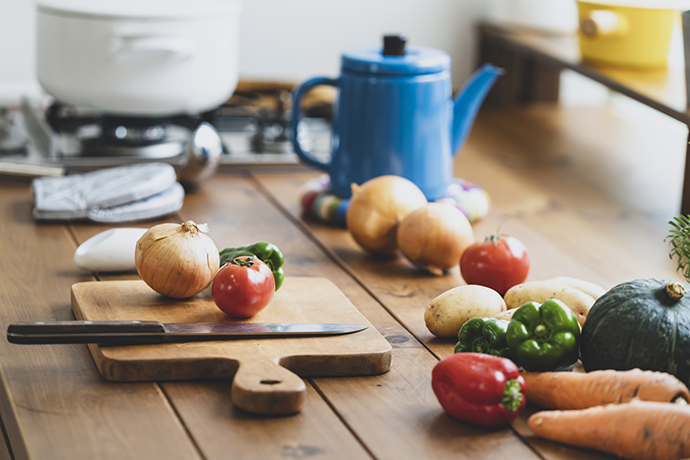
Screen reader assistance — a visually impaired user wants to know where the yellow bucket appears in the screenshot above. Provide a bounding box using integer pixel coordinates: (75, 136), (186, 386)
(576, 0), (678, 70)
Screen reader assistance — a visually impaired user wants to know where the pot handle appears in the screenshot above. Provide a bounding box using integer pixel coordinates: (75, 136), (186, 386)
(580, 10), (626, 37)
(111, 37), (194, 61)
(289, 77), (338, 170)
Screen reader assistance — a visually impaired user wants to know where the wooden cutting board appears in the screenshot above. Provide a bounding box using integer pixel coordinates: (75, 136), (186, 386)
(71, 277), (392, 415)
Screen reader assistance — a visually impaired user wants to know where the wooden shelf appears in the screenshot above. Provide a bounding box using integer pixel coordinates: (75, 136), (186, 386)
(478, 22), (690, 213)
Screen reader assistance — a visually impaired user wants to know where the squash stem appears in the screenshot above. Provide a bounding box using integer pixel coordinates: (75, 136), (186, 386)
(665, 282), (686, 300)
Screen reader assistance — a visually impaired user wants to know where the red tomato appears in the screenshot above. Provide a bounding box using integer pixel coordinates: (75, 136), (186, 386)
(460, 235), (530, 296)
(212, 256), (275, 318)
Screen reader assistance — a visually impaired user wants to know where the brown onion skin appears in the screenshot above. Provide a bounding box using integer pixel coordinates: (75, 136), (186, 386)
(397, 202), (474, 275)
(135, 221), (220, 299)
(346, 175), (428, 255)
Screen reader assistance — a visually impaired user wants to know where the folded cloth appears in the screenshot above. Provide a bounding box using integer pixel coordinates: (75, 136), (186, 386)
(32, 163), (184, 222)
(298, 174), (491, 227)
(87, 182), (185, 223)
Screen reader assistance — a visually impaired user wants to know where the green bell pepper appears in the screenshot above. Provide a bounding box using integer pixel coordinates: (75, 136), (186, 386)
(219, 242), (285, 291)
(506, 299), (580, 372)
(454, 317), (511, 359)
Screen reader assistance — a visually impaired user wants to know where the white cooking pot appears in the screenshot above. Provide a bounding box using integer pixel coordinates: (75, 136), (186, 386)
(36, 0), (241, 117)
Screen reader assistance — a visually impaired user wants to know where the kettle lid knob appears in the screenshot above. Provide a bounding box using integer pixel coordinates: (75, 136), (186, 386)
(382, 35), (407, 56)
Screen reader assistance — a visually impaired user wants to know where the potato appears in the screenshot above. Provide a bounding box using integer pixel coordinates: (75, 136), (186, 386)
(546, 276), (607, 300)
(425, 285), (506, 338)
(504, 281), (595, 327)
(494, 309), (517, 321)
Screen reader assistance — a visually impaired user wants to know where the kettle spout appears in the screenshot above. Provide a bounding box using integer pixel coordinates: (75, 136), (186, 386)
(450, 63), (503, 156)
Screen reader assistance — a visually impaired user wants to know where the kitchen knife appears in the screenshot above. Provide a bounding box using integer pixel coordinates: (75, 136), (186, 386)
(7, 320), (369, 345)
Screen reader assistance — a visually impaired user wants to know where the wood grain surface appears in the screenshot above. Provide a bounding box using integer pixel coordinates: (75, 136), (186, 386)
(0, 184), (203, 460)
(253, 105), (683, 460)
(71, 277), (392, 415)
(0, 102), (683, 459)
(171, 172), (539, 460)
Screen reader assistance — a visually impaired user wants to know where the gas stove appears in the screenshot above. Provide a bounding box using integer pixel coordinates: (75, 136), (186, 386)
(0, 82), (333, 178)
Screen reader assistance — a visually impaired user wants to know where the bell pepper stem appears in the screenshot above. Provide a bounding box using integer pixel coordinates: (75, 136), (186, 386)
(472, 337), (491, 354)
(501, 379), (523, 413)
(533, 323), (550, 339)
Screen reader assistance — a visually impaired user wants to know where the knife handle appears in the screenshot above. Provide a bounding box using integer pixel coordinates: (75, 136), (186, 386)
(7, 320), (166, 345)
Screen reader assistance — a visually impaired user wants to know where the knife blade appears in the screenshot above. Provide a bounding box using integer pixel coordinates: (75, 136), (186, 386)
(7, 320), (369, 345)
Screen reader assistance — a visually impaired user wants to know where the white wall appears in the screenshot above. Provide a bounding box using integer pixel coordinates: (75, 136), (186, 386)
(238, 0), (484, 89)
(0, 0), (39, 100)
(0, 0), (483, 103)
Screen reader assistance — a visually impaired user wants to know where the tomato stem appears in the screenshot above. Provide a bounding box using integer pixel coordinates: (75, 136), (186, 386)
(484, 234), (507, 246)
(231, 257), (256, 267)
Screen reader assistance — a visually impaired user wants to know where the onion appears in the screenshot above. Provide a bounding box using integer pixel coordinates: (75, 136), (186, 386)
(346, 175), (428, 255)
(135, 221), (220, 299)
(397, 202), (474, 275)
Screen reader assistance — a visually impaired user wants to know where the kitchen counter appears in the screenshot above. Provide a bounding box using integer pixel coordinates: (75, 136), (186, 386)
(0, 104), (684, 460)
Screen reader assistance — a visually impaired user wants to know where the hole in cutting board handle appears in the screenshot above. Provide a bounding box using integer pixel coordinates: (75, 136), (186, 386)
(260, 379), (282, 385)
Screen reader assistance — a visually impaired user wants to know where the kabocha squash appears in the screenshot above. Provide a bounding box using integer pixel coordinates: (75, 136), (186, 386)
(580, 279), (690, 388)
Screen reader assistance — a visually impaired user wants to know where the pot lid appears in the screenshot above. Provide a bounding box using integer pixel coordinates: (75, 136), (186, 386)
(37, 0), (241, 19)
(341, 35), (450, 76)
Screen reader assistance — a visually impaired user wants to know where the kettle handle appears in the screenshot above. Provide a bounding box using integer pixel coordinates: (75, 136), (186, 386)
(290, 77), (339, 170)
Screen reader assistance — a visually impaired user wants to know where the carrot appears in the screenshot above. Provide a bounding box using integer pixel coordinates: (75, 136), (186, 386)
(522, 368), (690, 410)
(528, 400), (690, 460)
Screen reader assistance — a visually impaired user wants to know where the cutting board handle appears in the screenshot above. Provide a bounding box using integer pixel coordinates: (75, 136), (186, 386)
(231, 358), (306, 415)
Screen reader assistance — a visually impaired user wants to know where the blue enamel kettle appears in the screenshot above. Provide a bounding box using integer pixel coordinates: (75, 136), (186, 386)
(290, 35), (502, 200)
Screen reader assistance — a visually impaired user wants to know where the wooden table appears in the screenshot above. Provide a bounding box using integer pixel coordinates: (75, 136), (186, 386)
(0, 104), (683, 460)
(477, 22), (690, 214)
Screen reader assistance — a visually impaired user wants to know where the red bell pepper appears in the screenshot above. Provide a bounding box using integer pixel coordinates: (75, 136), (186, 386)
(431, 352), (526, 427)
